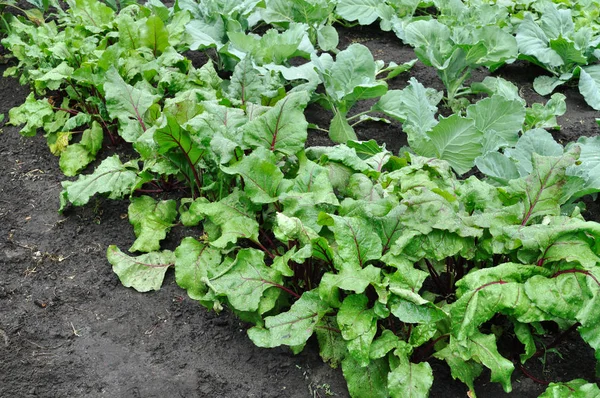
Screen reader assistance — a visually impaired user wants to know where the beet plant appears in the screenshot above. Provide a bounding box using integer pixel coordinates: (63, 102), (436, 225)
(4, 0), (600, 397)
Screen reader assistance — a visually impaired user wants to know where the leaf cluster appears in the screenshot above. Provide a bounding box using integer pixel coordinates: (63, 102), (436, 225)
(4, 1), (600, 397)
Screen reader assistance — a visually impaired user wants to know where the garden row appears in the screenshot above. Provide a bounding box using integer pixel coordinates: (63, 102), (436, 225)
(3, 0), (600, 396)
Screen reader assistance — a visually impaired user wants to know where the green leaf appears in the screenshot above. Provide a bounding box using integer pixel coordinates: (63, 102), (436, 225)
(208, 248), (282, 313)
(388, 348), (433, 398)
(516, 15), (563, 68)
(524, 273), (593, 321)
(534, 75), (568, 96)
(373, 77), (441, 138)
(69, 0), (115, 33)
(317, 25), (339, 51)
(579, 65), (600, 111)
(248, 289), (329, 348)
(227, 57), (282, 106)
(370, 330), (400, 360)
(464, 333), (514, 393)
(59, 144), (94, 177)
(315, 44), (378, 102)
(514, 322), (537, 364)
(154, 115), (204, 192)
(142, 15), (169, 56)
(475, 152), (520, 184)
(466, 95), (525, 148)
(337, 294), (377, 366)
(389, 296), (446, 324)
(262, 0), (334, 25)
(329, 110), (357, 143)
(242, 91), (310, 155)
(221, 148), (285, 204)
(316, 316), (347, 368)
(525, 93), (567, 130)
(505, 128), (564, 177)
(568, 135), (600, 193)
(336, 0), (393, 26)
(539, 379), (600, 398)
(342, 355), (389, 398)
(80, 121), (104, 156)
(33, 61), (74, 92)
(434, 340), (482, 395)
(8, 93), (54, 136)
(107, 245), (174, 292)
(185, 17), (226, 50)
(183, 191), (260, 248)
(319, 265), (381, 307)
(104, 67), (161, 142)
(60, 155), (139, 208)
(174, 237), (222, 301)
(128, 196), (178, 253)
(321, 214), (382, 270)
(228, 23), (310, 65)
(509, 148), (579, 225)
(415, 114), (482, 175)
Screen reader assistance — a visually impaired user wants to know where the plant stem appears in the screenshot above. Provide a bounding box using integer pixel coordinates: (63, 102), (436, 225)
(532, 322), (580, 359)
(346, 110), (372, 122)
(519, 364), (549, 385)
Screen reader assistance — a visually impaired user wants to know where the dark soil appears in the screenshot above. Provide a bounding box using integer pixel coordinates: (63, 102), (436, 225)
(1, 23), (599, 398)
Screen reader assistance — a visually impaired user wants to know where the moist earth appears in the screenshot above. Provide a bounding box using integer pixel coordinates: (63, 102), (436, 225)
(1, 24), (599, 398)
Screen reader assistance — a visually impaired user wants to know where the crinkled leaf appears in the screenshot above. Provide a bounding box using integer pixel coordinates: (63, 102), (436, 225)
(34, 61), (74, 92)
(208, 248), (282, 312)
(107, 245), (174, 292)
(337, 294), (377, 366)
(388, 348), (433, 398)
(242, 91), (310, 155)
(128, 195), (177, 253)
(59, 144), (94, 177)
(464, 333), (514, 393)
(336, 0), (393, 26)
(342, 355), (389, 398)
(142, 15), (169, 56)
(182, 191), (260, 248)
(320, 214), (382, 270)
(8, 93), (54, 136)
(60, 155), (139, 208)
(248, 290), (329, 347)
(174, 237), (222, 301)
(316, 316), (347, 368)
(372, 77), (440, 137)
(104, 67), (161, 142)
(415, 114), (482, 175)
(227, 57), (282, 106)
(221, 148), (285, 203)
(539, 379), (600, 398)
(319, 265), (381, 307)
(524, 273), (593, 321)
(466, 95), (525, 148)
(509, 148), (579, 225)
(433, 340), (482, 395)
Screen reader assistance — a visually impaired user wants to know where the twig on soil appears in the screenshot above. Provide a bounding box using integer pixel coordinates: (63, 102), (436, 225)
(70, 322), (81, 337)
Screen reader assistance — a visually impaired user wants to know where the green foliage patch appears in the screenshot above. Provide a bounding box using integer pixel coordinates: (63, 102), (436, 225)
(4, 0), (600, 397)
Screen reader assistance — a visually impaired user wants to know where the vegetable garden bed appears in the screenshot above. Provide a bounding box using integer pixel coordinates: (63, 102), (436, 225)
(2, 0), (600, 397)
